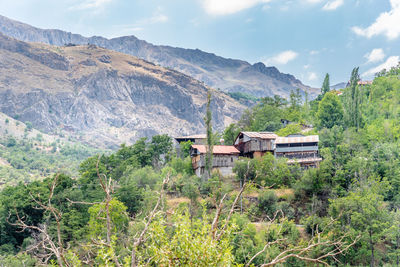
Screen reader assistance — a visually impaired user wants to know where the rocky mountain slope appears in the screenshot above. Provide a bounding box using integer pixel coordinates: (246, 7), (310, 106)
(0, 33), (245, 148)
(330, 82), (347, 90)
(0, 15), (318, 98)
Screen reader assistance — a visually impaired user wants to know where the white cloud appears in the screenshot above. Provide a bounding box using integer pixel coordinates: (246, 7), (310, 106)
(309, 50), (319, 55)
(322, 0), (344, 10)
(304, 64), (310, 69)
(364, 48), (385, 64)
(70, 0), (113, 10)
(140, 6), (168, 24)
(352, 0), (400, 40)
(111, 7), (168, 37)
(308, 72), (318, 81)
(265, 50), (298, 65)
(149, 14), (168, 24)
(305, 0), (322, 3)
(202, 0), (271, 15)
(362, 56), (399, 76)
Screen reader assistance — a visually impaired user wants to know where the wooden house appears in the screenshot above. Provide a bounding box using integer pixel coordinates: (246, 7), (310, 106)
(175, 134), (207, 145)
(174, 134), (207, 158)
(274, 134), (322, 168)
(234, 132), (277, 158)
(190, 145), (240, 177)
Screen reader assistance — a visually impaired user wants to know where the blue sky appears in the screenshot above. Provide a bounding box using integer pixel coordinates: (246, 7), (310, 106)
(0, 0), (399, 87)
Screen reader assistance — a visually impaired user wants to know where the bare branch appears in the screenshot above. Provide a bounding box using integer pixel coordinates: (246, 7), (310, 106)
(210, 193), (227, 239)
(215, 181), (247, 241)
(8, 174), (71, 267)
(130, 173), (170, 267)
(245, 239), (286, 267)
(245, 232), (359, 267)
(66, 198), (101, 205)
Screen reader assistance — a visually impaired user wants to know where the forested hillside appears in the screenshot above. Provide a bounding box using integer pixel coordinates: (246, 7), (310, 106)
(0, 112), (107, 187)
(1, 65), (400, 266)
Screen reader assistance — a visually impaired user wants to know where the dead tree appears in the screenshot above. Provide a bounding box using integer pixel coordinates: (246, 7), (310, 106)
(8, 174), (70, 267)
(130, 173), (170, 267)
(66, 156), (122, 267)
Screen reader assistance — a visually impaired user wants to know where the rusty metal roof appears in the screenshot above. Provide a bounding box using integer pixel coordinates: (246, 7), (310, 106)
(275, 135), (319, 144)
(175, 134), (207, 140)
(191, 145), (240, 155)
(241, 131), (278, 139)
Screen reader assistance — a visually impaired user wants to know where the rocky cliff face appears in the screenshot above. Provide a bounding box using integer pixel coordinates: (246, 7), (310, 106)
(0, 33), (245, 148)
(0, 15), (319, 98)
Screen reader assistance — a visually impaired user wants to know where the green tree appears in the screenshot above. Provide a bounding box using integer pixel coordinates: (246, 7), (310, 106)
(233, 158), (258, 183)
(317, 92), (344, 129)
(138, 210), (234, 266)
(258, 190), (278, 218)
(150, 134), (172, 167)
(87, 199), (129, 239)
(179, 140), (193, 158)
(287, 89), (302, 121)
(329, 188), (391, 266)
(276, 123), (302, 136)
(223, 123), (240, 145)
(388, 209), (400, 265)
(204, 89), (213, 180)
(344, 67), (362, 130)
(321, 73), (330, 95)
(131, 138), (153, 168)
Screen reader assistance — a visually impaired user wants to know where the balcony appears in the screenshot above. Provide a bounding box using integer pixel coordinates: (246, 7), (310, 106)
(275, 146), (318, 153)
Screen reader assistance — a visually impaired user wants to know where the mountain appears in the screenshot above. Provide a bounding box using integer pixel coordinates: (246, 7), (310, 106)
(330, 82), (347, 90)
(0, 15), (318, 98)
(0, 33), (244, 148)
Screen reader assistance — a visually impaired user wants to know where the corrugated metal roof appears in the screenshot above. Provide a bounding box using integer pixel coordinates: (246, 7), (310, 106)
(191, 145), (240, 154)
(275, 135), (319, 144)
(241, 132), (278, 139)
(287, 157), (322, 163)
(175, 134), (207, 140)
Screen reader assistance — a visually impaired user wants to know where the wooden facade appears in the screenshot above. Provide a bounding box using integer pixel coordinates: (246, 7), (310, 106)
(274, 134), (322, 168)
(189, 132), (322, 177)
(190, 145), (240, 177)
(234, 132), (277, 158)
(234, 132), (322, 168)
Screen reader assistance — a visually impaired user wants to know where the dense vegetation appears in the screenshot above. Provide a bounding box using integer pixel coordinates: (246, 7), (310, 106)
(0, 133), (106, 188)
(227, 91), (260, 106)
(1, 65), (400, 266)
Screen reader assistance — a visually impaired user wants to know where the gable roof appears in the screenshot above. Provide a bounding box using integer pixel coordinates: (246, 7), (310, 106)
(234, 131), (278, 143)
(241, 131), (278, 139)
(191, 145), (240, 155)
(275, 135), (319, 144)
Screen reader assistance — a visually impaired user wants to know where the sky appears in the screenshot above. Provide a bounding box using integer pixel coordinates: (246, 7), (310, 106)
(0, 0), (399, 87)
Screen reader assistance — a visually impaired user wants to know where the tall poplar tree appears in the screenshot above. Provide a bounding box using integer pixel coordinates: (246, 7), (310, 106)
(321, 73), (330, 95)
(204, 89), (213, 180)
(346, 67), (362, 130)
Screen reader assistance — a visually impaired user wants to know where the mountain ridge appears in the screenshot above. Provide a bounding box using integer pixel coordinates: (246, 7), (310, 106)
(0, 32), (245, 148)
(0, 14), (319, 98)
